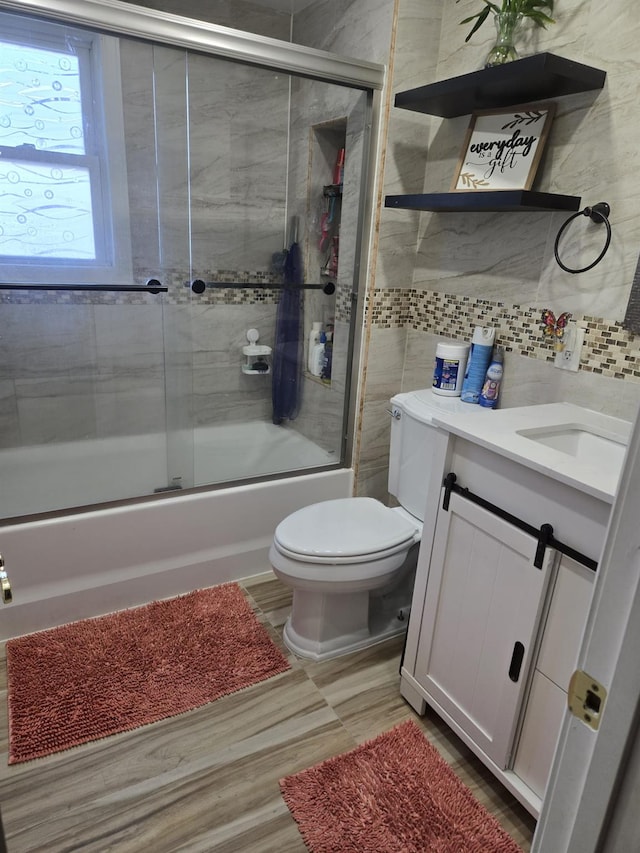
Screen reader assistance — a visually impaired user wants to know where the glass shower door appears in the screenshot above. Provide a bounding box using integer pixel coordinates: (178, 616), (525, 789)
(116, 36), (197, 495)
(185, 52), (291, 486)
(0, 7), (373, 520)
(181, 53), (372, 488)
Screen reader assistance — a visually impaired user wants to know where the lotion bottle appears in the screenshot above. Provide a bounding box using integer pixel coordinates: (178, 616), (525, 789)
(310, 331), (326, 377)
(307, 322), (322, 373)
(479, 347), (504, 408)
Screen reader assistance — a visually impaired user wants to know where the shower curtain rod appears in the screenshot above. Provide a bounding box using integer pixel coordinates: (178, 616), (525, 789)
(0, 281), (167, 293)
(189, 279), (335, 295)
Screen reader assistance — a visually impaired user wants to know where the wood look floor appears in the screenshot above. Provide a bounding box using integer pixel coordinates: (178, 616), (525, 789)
(0, 573), (536, 852)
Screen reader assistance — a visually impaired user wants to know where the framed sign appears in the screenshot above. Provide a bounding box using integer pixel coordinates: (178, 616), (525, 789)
(451, 103), (556, 192)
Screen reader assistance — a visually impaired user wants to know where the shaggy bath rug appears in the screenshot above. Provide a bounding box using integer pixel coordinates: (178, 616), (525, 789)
(7, 583), (290, 764)
(280, 719), (524, 853)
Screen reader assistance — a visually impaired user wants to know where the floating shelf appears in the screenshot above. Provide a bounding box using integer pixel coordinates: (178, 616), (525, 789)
(384, 190), (582, 213)
(386, 54), (605, 214)
(394, 53), (606, 118)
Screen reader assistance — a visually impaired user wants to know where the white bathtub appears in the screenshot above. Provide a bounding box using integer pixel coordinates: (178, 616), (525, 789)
(0, 424), (351, 640)
(1, 421), (337, 520)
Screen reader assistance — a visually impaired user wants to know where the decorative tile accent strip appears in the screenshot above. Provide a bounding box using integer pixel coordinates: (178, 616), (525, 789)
(623, 250), (640, 335)
(373, 288), (640, 383)
(582, 317), (640, 380)
(334, 283), (351, 325)
(185, 269), (282, 305)
(368, 287), (411, 328)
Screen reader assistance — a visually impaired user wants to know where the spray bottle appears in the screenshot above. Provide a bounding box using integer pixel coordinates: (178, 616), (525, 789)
(461, 327), (495, 404)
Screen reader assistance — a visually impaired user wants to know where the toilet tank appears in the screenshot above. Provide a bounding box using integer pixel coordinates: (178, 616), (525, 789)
(387, 389), (468, 521)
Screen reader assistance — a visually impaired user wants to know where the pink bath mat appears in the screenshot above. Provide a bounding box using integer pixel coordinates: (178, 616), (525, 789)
(280, 719), (524, 853)
(6, 583), (290, 764)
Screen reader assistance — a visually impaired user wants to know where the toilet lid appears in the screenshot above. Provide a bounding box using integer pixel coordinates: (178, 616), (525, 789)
(273, 498), (419, 562)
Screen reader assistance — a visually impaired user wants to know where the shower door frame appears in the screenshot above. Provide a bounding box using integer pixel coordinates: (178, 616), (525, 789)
(0, 0), (385, 498)
(0, 0), (384, 90)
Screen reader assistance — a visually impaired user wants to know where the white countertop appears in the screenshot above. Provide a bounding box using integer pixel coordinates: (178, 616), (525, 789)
(432, 402), (632, 503)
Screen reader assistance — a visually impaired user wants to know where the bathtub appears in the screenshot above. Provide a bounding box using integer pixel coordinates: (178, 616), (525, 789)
(0, 424), (351, 640)
(1, 421), (338, 520)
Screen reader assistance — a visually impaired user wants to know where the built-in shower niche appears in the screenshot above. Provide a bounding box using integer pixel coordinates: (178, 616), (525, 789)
(303, 119), (346, 384)
(282, 118), (348, 459)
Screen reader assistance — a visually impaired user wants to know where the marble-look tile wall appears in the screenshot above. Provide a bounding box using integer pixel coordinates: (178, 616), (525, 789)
(355, 0), (441, 499)
(128, 0), (291, 40)
(356, 0), (640, 501)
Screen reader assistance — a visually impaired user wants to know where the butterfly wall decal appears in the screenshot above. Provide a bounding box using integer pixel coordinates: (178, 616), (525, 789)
(542, 309), (572, 350)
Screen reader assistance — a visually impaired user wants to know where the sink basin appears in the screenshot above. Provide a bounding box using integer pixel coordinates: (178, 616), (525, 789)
(516, 423), (627, 469)
(430, 402), (632, 502)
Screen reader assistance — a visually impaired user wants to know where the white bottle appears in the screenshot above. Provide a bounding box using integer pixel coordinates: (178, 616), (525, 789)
(308, 322), (322, 373)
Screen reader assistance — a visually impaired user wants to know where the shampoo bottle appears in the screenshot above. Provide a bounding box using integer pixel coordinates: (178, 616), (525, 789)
(321, 330), (333, 382)
(478, 347), (504, 409)
(308, 322), (322, 373)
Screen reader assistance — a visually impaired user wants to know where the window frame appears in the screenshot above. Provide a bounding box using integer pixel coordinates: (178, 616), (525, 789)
(0, 11), (133, 285)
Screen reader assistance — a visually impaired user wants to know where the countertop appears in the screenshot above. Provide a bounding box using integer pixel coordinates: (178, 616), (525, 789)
(432, 402), (632, 503)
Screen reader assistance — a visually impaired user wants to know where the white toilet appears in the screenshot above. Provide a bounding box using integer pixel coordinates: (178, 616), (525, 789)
(269, 388), (468, 661)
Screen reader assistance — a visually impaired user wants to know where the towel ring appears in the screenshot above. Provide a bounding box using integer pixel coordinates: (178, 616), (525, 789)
(554, 202), (612, 274)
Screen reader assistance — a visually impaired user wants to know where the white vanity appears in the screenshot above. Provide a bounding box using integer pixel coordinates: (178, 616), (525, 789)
(400, 402), (631, 818)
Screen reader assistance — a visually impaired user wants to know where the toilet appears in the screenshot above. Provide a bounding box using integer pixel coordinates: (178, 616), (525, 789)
(269, 388), (469, 661)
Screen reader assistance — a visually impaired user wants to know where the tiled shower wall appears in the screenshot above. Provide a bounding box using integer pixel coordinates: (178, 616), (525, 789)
(356, 0), (640, 501)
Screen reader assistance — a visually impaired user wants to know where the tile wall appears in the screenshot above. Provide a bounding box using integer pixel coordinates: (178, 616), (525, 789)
(356, 0), (640, 500)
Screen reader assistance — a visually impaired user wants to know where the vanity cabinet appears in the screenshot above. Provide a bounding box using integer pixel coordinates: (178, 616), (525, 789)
(400, 421), (614, 817)
(414, 489), (555, 769)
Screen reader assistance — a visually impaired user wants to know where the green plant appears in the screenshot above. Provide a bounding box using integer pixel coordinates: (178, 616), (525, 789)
(457, 0), (555, 43)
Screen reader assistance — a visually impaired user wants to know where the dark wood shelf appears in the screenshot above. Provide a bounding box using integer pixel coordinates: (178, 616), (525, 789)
(384, 190), (582, 213)
(394, 53), (606, 118)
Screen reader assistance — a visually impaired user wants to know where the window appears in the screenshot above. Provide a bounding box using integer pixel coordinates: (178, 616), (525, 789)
(0, 12), (132, 284)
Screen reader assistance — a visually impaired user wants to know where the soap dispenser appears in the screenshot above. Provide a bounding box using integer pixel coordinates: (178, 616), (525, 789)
(242, 328), (272, 375)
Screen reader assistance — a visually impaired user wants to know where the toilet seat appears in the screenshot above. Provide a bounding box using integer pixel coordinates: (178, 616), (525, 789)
(273, 497), (419, 564)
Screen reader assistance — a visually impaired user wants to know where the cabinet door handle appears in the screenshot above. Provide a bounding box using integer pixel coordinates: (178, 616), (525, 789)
(509, 642), (525, 682)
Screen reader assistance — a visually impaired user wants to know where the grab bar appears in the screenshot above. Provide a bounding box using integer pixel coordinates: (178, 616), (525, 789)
(0, 279), (167, 293)
(190, 279), (335, 295)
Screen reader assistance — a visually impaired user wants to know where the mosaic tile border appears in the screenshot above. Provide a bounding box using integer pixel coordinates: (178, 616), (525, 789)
(372, 288), (640, 383)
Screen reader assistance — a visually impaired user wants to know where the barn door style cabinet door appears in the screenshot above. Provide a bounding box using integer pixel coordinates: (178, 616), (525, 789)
(413, 488), (555, 769)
